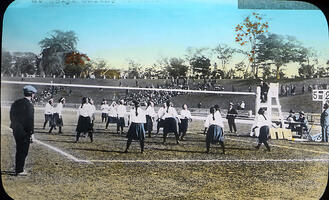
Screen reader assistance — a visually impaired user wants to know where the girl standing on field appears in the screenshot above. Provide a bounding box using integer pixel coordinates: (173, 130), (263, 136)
(205, 107), (225, 154)
(144, 101), (157, 138)
(161, 100), (180, 144)
(105, 101), (117, 130)
(100, 99), (109, 123)
(124, 100), (146, 153)
(178, 104), (192, 141)
(75, 97), (93, 143)
(49, 97), (65, 134)
(252, 108), (272, 151)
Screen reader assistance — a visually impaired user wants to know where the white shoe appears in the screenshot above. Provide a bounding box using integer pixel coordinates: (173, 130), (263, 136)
(15, 170), (29, 176)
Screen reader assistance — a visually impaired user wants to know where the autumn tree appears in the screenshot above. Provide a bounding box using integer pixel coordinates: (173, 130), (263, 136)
(63, 51), (90, 77)
(235, 12), (269, 78)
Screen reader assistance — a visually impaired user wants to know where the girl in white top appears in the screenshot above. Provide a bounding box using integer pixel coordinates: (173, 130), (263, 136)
(124, 100), (146, 153)
(156, 103), (167, 134)
(161, 100), (180, 144)
(100, 99), (109, 123)
(205, 107), (225, 154)
(75, 97), (94, 142)
(43, 98), (54, 129)
(252, 108), (273, 151)
(116, 100), (127, 134)
(49, 97), (65, 134)
(145, 101), (157, 137)
(178, 104), (192, 141)
(106, 101), (117, 129)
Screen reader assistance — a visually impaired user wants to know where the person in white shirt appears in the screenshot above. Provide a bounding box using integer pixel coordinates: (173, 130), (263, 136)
(43, 98), (54, 129)
(205, 106), (225, 154)
(105, 101), (117, 130)
(156, 103), (167, 134)
(240, 101), (245, 110)
(75, 97), (94, 143)
(49, 97), (65, 134)
(116, 99), (126, 135)
(161, 100), (181, 144)
(124, 100), (146, 153)
(88, 97), (96, 137)
(100, 99), (109, 123)
(178, 104), (192, 141)
(144, 101), (157, 138)
(251, 108), (272, 151)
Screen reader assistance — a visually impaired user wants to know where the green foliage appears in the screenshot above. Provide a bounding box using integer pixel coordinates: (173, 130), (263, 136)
(189, 56), (211, 78)
(166, 57), (189, 77)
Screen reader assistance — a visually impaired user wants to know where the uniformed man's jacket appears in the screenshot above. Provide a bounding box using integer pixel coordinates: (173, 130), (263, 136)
(10, 98), (34, 135)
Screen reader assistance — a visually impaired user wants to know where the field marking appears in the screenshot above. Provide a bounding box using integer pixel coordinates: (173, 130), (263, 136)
(88, 158), (329, 163)
(1, 125), (92, 164)
(227, 138), (329, 155)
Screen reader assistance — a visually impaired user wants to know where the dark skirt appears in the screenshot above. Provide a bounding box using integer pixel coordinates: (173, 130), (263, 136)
(259, 126), (269, 142)
(144, 115), (153, 132)
(76, 116), (91, 133)
(102, 113), (108, 119)
(179, 118), (188, 133)
(206, 125), (224, 144)
(45, 114), (54, 127)
(108, 116), (117, 123)
(157, 119), (165, 128)
(117, 117), (125, 127)
(126, 123), (145, 140)
(53, 113), (63, 127)
(163, 118), (178, 134)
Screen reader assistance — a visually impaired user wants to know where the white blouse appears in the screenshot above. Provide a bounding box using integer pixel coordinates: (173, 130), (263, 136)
(145, 106), (157, 117)
(254, 114), (271, 128)
(101, 104), (109, 113)
(44, 103), (54, 115)
(116, 105), (126, 118)
(54, 103), (63, 116)
(204, 113), (224, 128)
(77, 103), (93, 118)
(179, 109), (192, 119)
(129, 107), (146, 123)
(157, 107), (166, 119)
(162, 107), (178, 119)
(108, 105), (117, 117)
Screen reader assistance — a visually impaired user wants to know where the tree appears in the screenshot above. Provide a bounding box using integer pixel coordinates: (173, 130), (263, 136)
(39, 30), (78, 76)
(212, 43), (235, 78)
(298, 63), (315, 78)
(166, 57), (189, 77)
(189, 56), (211, 78)
(127, 59), (142, 79)
(235, 12), (269, 78)
(256, 34), (308, 79)
(11, 52), (38, 76)
(1, 49), (12, 75)
(63, 51), (90, 77)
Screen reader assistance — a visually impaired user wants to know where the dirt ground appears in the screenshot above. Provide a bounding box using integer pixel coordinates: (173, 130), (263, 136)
(1, 107), (328, 200)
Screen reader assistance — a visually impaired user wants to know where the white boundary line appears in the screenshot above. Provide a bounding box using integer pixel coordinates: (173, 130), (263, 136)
(228, 138), (329, 155)
(1, 80), (256, 95)
(88, 159), (329, 163)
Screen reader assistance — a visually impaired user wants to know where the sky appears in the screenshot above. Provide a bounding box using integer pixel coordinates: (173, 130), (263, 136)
(2, 0), (328, 77)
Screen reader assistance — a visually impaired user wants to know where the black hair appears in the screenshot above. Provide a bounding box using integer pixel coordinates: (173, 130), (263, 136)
(214, 104), (220, 112)
(81, 97), (87, 108)
(166, 100), (171, 113)
(133, 100), (139, 116)
(210, 107), (215, 120)
(59, 97), (65, 103)
(182, 104), (187, 109)
(258, 108), (265, 115)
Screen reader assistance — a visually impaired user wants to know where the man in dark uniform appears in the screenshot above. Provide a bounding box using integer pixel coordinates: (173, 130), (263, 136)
(226, 102), (238, 133)
(260, 80), (269, 103)
(10, 85), (37, 176)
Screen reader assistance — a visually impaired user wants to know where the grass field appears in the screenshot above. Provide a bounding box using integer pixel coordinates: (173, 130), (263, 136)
(1, 107), (328, 199)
